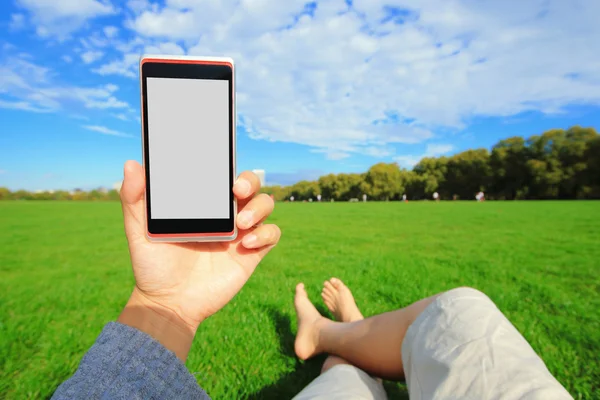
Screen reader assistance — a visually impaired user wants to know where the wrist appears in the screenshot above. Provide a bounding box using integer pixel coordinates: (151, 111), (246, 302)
(118, 287), (198, 361)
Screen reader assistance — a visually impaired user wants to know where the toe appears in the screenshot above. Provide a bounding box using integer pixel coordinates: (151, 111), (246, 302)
(324, 300), (334, 312)
(296, 283), (307, 299)
(324, 280), (336, 294)
(321, 290), (334, 304)
(330, 277), (345, 289)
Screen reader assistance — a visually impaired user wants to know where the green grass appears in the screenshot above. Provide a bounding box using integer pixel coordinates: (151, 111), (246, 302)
(1, 201), (599, 399)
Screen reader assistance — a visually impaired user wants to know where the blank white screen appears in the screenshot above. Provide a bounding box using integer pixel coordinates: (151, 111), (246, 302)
(147, 77), (230, 219)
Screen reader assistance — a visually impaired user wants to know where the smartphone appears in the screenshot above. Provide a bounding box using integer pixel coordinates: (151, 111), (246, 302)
(139, 55), (236, 242)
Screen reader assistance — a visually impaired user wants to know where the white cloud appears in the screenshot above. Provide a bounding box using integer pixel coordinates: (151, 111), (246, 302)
(112, 113), (129, 121)
(425, 144), (454, 156)
(93, 41), (185, 79)
(126, 0), (151, 14)
(0, 57), (130, 113)
(81, 50), (104, 64)
(105, 83), (118, 92)
(310, 148), (351, 160)
(0, 58), (50, 89)
(0, 170), (6, 174)
(395, 143), (455, 168)
(93, 53), (140, 78)
(15, 0), (115, 38)
(129, 9), (199, 39)
(83, 125), (133, 138)
(362, 146), (395, 158)
(9, 14), (26, 30)
(81, 36), (109, 49)
(145, 42), (185, 55)
(62, 55), (73, 63)
(11, 0), (600, 160)
(2, 42), (16, 51)
(0, 99), (53, 113)
(113, 0), (600, 158)
(103, 26), (119, 38)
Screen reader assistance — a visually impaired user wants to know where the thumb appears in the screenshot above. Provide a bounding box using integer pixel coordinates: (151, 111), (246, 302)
(120, 160), (146, 240)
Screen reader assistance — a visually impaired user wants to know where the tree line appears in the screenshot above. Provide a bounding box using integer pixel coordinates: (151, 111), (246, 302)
(0, 188), (121, 201)
(262, 126), (600, 201)
(1, 126), (598, 202)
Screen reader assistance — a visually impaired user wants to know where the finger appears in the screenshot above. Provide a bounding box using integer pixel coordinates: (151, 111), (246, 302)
(237, 193), (275, 230)
(242, 224), (281, 249)
(233, 171), (261, 201)
(120, 160), (146, 240)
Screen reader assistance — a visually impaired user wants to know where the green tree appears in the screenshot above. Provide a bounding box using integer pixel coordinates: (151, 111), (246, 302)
(261, 185), (289, 202)
(87, 190), (102, 201)
(334, 173), (365, 201)
(414, 157), (448, 197)
(52, 191), (72, 201)
(364, 163), (403, 200)
(12, 190), (33, 200)
(0, 187), (11, 200)
(442, 149), (491, 200)
(289, 180), (320, 201)
(318, 174), (338, 201)
(526, 130), (565, 199)
(557, 126), (598, 198)
(584, 135), (600, 198)
(490, 137), (529, 199)
(107, 189), (120, 201)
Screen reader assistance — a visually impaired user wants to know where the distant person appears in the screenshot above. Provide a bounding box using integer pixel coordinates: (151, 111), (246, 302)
(290, 195), (295, 202)
(52, 162), (572, 400)
(433, 192), (440, 201)
(476, 191), (485, 202)
(363, 194), (367, 202)
(317, 194), (322, 202)
(402, 194), (407, 202)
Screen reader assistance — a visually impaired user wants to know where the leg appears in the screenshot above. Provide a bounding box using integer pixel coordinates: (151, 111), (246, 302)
(320, 277), (363, 374)
(294, 283), (438, 380)
(295, 285), (572, 399)
(320, 355), (351, 374)
(292, 280), (388, 400)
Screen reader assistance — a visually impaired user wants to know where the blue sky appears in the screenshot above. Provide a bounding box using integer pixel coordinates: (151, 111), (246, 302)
(1, 0), (599, 191)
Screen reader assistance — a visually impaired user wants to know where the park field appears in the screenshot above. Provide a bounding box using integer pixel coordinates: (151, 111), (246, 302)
(0, 201), (599, 399)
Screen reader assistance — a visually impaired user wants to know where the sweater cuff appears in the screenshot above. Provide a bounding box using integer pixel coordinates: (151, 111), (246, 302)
(52, 322), (210, 399)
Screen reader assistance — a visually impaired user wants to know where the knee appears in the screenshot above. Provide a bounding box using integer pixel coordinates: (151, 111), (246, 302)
(321, 355), (351, 374)
(448, 286), (492, 301)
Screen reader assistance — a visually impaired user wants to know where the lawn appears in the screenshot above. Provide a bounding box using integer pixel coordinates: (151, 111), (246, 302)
(1, 201), (599, 399)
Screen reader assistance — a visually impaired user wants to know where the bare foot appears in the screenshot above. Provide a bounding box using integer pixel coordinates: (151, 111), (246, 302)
(321, 278), (363, 322)
(294, 283), (327, 360)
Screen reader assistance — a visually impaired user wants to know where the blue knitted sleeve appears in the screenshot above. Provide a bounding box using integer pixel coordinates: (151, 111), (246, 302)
(52, 322), (210, 400)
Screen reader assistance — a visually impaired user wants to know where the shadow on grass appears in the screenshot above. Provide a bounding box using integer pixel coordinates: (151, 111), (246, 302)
(248, 306), (408, 400)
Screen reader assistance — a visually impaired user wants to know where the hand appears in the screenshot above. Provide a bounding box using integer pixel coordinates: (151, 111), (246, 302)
(117, 161), (281, 359)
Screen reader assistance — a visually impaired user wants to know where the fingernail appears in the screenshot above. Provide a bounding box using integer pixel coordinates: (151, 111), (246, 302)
(238, 210), (254, 228)
(243, 234), (257, 248)
(234, 179), (251, 196)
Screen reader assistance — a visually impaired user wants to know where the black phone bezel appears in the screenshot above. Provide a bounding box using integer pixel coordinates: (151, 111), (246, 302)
(141, 59), (235, 235)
